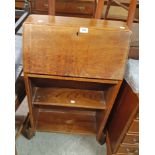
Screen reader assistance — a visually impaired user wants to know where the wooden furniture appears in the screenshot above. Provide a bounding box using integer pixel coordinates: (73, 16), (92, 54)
(48, 0), (55, 15)
(126, 0), (138, 28)
(94, 0), (105, 18)
(23, 15), (131, 143)
(104, 0), (139, 28)
(31, 0), (96, 18)
(106, 80), (139, 155)
(95, 0), (139, 60)
(95, 0), (138, 28)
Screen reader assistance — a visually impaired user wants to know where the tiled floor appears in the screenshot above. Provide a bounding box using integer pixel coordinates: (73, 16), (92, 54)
(16, 132), (106, 155)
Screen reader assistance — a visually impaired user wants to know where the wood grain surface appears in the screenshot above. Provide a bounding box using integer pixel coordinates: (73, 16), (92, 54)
(36, 108), (97, 135)
(33, 87), (106, 109)
(23, 15), (131, 80)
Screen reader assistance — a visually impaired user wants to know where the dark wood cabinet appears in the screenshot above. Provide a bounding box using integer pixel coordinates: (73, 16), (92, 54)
(31, 0), (96, 18)
(106, 80), (139, 155)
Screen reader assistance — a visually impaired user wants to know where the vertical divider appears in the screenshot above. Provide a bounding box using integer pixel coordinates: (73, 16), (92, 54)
(96, 80), (122, 142)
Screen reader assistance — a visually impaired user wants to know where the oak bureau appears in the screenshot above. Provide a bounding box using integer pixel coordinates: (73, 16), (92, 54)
(23, 15), (131, 143)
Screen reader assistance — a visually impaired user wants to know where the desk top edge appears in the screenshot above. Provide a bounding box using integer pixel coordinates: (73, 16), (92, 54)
(23, 15), (131, 32)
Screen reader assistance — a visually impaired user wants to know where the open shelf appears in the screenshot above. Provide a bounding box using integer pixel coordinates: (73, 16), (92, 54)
(33, 87), (106, 110)
(35, 108), (97, 135)
(28, 76), (116, 137)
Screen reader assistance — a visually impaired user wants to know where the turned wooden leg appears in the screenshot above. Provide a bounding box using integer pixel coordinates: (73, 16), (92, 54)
(105, 0), (113, 19)
(95, 0), (105, 19)
(98, 131), (106, 145)
(23, 127), (35, 140)
(22, 114), (36, 140)
(24, 76), (37, 139)
(127, 0), (137, 29)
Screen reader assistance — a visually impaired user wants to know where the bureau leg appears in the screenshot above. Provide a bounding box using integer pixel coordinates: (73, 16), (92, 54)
(23, 127), (35, 140)
(96, 81), (122, 143)
(24, 75), (37, 139)
(22, 114), (36, 139)
(98, 131), (106, 145)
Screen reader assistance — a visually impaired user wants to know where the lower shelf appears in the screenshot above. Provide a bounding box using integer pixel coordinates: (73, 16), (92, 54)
(35, 108), (97, 135)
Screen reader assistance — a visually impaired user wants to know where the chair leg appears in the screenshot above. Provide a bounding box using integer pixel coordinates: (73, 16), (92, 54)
(127, 0), (137, 29)
(105, 0), (113, 19)
(48, 0), (55, 15)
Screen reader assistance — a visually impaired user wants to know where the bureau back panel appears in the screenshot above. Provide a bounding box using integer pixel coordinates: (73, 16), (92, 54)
(23, 15), (131, 80)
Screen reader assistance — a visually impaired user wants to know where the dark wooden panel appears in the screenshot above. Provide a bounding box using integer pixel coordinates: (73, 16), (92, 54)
(15, 0), (25, 9)
(30, 74), (115, 91)
(31, 0), (96, 16)
(28, 73), (118, 85)
(23, 15), (131, 80)
(36, 108), (97, 135)
(56, 0), (95, 15)
(107, 80), (139, 153)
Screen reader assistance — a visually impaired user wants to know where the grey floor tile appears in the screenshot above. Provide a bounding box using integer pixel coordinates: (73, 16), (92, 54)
(16, 132), (106, 155)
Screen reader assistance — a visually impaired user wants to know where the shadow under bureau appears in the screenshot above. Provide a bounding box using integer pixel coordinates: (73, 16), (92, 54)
(23, 15), (131, 143)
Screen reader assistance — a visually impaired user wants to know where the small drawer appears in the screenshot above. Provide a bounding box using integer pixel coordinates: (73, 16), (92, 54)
(117, 144), (139, 154)
(122, 133), (139, 145)
(128, 120), (139, 133)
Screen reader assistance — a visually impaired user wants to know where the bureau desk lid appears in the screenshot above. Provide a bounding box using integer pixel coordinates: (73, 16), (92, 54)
(23, 15), (131, 80)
